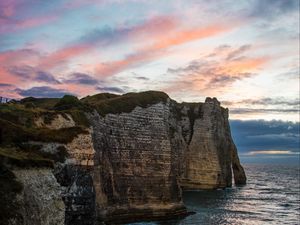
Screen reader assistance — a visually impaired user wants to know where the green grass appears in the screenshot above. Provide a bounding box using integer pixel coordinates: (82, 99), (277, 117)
(82, 91), (169, 116)
(81, 93), (119, 105)
(20, 97), (60, 109)
(0, 118), (88, 145)
(1, 99), (90, 127)
(0, 103), (40, 128)
(0, 147), (54, 168)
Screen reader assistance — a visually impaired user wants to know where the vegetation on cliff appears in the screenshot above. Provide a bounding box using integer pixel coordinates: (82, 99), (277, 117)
(0, 102), (87, 170)
(0, 163), (23, 225)
(82, 91), (169, 116)
(0, 147), (54, 168)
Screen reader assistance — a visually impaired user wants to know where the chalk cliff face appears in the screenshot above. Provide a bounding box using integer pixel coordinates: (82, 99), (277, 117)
(0, 91), (246, 224)
(87, 102), (186, 223)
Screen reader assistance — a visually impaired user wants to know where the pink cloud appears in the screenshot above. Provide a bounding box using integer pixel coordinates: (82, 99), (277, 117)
(37, 15), (177, 70)
(129, 15), (177, 39)
(0, 15), (58, 33)
(15, 15), (57, 30)
(0, 49), (40, 84)
(0, 0), (17, 18)
(38, 45), (90, 70)
(94, 24), (231, 77)
(56, 83), (97, 97)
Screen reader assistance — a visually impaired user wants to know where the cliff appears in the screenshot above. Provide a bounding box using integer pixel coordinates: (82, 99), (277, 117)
(0, 91), (246, 225)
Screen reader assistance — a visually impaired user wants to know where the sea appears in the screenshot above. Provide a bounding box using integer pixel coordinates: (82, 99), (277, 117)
(130, 163), (300, 225)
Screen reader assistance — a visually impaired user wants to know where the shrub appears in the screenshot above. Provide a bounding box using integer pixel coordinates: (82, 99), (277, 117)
(54, 95), (82, 110)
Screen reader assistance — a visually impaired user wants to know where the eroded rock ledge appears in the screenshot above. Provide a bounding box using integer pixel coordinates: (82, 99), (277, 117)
(0, 91), (246, 225)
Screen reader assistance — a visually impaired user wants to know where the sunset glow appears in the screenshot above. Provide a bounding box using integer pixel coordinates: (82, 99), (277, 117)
(0, 0), (299, 123)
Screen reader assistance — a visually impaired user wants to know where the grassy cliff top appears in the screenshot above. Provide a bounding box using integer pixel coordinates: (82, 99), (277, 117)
(15, 91), (169, 115)
(82, 91), (169, 116)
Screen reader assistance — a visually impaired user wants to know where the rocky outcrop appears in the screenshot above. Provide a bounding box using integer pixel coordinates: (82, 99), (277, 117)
(35, 114), (75, 130)
(0, 91), (246, 225)
(176, 97), (242, 189)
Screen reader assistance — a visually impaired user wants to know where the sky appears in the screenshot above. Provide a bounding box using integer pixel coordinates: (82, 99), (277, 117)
(0, 0), (299, 161)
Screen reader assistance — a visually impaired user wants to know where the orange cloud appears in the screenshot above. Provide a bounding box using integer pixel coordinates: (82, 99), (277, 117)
(95, 24), (231, 76)
(151, 25), (228, 51)
(220, 57), (268, 74)
(162, 51), (270, 97)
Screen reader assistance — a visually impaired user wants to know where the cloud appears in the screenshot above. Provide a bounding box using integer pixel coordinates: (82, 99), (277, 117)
(249, 0), (299, 18)
(35, 71), (60, 84)
(207, 73), (253, 88)
(64, 73), (100, 85)
(96, 86), (125, 94)
(38, 44), (89, 69)
(229, 108), (299, 114)
(223, 98), (300, 106)
(0, 49), (40, 65)
(226, 45), (252, 60)
(0, 49), (41, 85)
(39, 16), (177, 70)
(163, 45), (268, 95)
(0, 11), (58, 34)
(245, 150), (299, 156)
(0, 83), (19, 99)
(135, 76), (149, 81)
(5, 65), (60, 84)
(0, 0), (16, 18)
(0, 83), (14, 88)
(7, 65), (34, 79)
(0, 0), (63, 34)
(80, 15), (176, 45)
(230, 119), (300, 153)
(95, 24), (231, 77)
(15, 86), (72, 98)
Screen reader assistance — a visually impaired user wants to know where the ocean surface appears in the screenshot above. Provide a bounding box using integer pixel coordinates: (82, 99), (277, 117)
(130, 163), (300, 225)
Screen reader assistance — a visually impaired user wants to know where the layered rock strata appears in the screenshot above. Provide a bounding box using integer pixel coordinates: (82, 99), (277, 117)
(87, 102), (186, 223)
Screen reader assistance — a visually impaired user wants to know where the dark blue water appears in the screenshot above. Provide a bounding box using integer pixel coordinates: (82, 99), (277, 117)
(130, 164), (300, 225)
